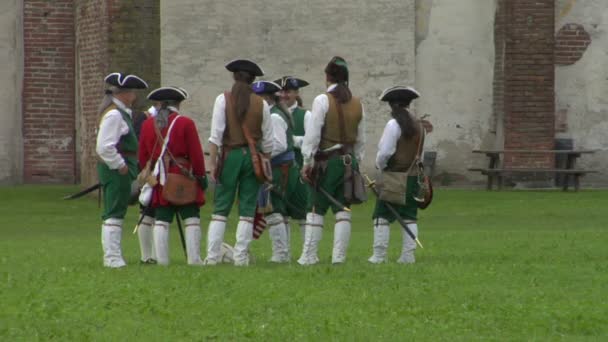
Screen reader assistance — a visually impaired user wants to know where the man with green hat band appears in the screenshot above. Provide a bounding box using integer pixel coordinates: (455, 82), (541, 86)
(299, 57), (366, 265)
(205, 59), (273, 266)
(252, 80), (308, 262)
(96, 72), (148, 268)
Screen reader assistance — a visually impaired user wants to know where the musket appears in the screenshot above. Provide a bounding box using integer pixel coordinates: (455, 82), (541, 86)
(63, 183), (101, 200)
(175, 212), (188, 260)
(363, 174), (423, 249)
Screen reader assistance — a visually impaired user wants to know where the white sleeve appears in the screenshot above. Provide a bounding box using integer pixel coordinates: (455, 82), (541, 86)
(260, 100), (274, 154)
(376, 119), (401, 170)
(292, 136), (303, 148)
(96, 110), (128, 169)
(301, 95), (328, 166)
(270, 113), (288, 157)
(354, 105), (366, 162)
(209, 94), (226, 147)
(303, 110), (312, 133)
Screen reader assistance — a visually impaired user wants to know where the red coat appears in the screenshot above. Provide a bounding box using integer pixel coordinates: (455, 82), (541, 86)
(138, 112), (206, 207)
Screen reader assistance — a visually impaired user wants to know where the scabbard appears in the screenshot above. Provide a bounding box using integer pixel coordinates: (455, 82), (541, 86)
(63, 183), (101, 200)
(214, 148), (227, 184)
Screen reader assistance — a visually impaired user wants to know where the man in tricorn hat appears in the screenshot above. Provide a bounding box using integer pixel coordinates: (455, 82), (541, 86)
(274, 76), (311, 167)
(251, 80), (307, 262)
(96, 72), (148, 268)
(274, 76), (312, 242)
(138, 86), (207, 265)
(369, 86), (426, 264)
(299, 57), (366, 265)
(205, 59), (273, 266)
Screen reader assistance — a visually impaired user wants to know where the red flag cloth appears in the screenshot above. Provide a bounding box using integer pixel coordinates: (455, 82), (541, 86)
(253, 211), (267, 239)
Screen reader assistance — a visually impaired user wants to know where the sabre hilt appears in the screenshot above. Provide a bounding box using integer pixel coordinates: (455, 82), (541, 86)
(363, 174), (376, 188)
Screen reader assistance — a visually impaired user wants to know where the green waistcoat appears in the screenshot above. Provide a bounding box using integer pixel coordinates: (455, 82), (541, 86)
(98, 106), (139, 180)
(292, 107), (307, 136)
(271, 105), (294, 152)
(116, 109), (139, 178)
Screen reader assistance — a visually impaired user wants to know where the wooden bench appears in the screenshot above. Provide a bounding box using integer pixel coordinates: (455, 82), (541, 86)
(468, 150), (598, 191)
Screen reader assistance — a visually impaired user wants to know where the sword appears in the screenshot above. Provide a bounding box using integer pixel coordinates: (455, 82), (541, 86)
(63, 183), (101, 200)
(316, 184), (351, 212)
(363, 174), (423, 249)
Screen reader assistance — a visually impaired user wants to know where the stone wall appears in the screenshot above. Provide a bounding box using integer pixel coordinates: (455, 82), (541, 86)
(161, 0), (416, 173)
(0, 0), (23, 184)
(415, 0), (498, 185)
(555, 0), (608, 185)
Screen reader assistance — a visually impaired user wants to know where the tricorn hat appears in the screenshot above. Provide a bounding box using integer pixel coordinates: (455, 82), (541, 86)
(251, 81), (282, 95)
(104, 72), (148, 89)
(225, 59), (264, 77)
(379, 86), (420, 104)
(147, 86), (189, 102)
(274, 76), (309, 90)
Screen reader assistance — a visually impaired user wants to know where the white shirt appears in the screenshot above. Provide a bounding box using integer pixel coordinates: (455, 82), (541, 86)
(270, 111), (288, 157)
(95, 97), (133, 170)
(301, 84), (366, 166)
(208, 93), (273, 154)
(376, 118), (425, 170)
(376, 119), (401, 170)
(290, 102), (312, 149)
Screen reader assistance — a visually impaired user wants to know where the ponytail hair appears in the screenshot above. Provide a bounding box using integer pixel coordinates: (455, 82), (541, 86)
(389, 101), (419, 140)
(154, 100), (181, 129)
(97, 87), (119, 116)
(231, 71), (255, 122)
(325, 56), (352, 103)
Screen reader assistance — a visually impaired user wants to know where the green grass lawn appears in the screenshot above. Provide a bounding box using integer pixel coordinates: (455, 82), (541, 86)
(1, 186), (607, 341)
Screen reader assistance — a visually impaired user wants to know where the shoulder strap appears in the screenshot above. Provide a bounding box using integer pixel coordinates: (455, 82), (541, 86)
(152, 115), (181, 178)
(415, 121), (426, 159)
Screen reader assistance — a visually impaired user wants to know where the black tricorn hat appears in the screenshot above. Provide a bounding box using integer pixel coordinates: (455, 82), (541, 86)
(251, 81), (282, 95)
(147, 86), (189, 102)
(379, 86), (420, 104)
(104, 72), (148, 89)
(225, 59), (264, 77)
(274, 76), (309, 90)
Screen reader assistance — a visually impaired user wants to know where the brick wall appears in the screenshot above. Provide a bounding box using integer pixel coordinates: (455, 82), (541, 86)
(493, 0), (506, 136)
(555, 23), (591, 66)
(75, 0), (160, 185)
(503, 0), (556, 168)
(23, 0), (76, 183)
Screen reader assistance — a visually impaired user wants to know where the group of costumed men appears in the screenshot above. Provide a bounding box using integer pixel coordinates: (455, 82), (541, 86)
(95, 56), (430, 268)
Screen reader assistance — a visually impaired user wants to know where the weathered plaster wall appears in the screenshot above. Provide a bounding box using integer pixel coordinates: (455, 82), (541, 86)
(161, 0), (416, 172)
(555, 0), (608, 185)
(0, 0), (23, 184)
(415, 0), (497, 185)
